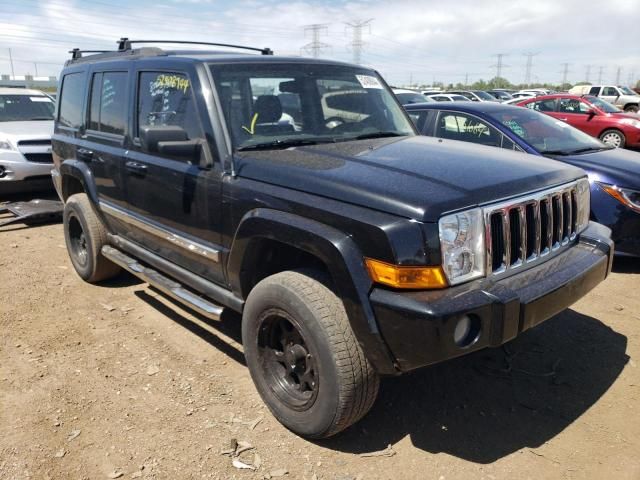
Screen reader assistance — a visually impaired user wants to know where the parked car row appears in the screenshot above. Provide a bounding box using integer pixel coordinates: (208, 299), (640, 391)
(404, 100), (640, 257)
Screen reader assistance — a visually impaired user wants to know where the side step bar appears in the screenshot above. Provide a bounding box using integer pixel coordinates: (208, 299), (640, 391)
(101, 245), (224, 321)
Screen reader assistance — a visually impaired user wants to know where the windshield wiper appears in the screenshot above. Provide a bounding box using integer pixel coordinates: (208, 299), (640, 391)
(570, 146), (614, 154)
(236, 137), (335, 151)
(352, 131), (409, 140)
(541, 149), (571, 156)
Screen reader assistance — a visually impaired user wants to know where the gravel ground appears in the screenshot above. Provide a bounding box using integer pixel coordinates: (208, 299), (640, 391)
(1, 211), (639, 480)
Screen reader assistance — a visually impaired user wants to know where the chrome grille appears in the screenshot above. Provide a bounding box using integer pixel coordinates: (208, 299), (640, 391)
(485, 182), (580, 276)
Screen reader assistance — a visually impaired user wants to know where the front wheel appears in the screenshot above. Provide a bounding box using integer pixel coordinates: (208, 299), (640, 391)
(599, 129), (626, 148)
(242, 270), (379, 438)
(624, 105), (639, 113)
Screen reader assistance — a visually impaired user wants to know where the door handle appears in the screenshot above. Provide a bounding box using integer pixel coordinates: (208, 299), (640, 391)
(558, 117), (568, 121)
(125, 161), (148, 176)
(77, 148), (94, 161)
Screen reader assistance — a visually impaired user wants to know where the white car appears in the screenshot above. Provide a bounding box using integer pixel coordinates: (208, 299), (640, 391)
(0, 88), (55, 194)
(424, 93), (472, 102)
(392, 88), (434, 105)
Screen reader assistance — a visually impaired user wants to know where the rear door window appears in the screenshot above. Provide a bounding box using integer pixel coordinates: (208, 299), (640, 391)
(88, 71), (128, 135)
(525, 99), (557, 112)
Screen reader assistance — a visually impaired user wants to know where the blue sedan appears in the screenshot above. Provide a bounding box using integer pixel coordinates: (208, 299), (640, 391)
(405, 102), (640, 257)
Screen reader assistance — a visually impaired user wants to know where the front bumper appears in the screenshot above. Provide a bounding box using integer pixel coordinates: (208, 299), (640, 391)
(0, 151), (54, 194)
(371, 221), (613, 373)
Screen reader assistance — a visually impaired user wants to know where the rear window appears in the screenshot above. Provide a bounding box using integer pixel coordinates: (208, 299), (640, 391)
(58, 72), (86, 129)
(0, 94), (54, 122)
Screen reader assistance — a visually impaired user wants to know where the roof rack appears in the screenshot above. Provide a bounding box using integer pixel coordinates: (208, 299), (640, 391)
(69, 48), (112, 60)
(116, 38), (273, 55)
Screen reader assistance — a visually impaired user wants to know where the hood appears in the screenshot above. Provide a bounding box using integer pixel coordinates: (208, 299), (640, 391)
(0, 121), (54, 141)
(234, 136), (584, 222)
(559, 147), (640, 190)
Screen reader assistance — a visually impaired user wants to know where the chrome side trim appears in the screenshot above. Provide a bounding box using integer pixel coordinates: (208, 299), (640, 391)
(101, 202), (220, 263)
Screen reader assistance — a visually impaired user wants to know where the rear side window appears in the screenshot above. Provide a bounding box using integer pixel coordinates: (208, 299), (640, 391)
(58, 72), (86, 129)
(88, 71), (128, 135)
(137, 71), (203, 142)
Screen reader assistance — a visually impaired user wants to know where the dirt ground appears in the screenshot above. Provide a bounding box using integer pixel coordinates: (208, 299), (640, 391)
(1, 204), (639, 479)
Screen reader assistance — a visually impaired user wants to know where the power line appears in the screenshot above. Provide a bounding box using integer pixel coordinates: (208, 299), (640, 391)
(301, 24), (330, 58)
(345, 19), (373, 65)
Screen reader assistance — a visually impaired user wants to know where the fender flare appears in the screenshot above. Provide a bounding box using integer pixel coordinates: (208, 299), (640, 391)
(59, 159), (100, 205)
(227, 208), (399, 375)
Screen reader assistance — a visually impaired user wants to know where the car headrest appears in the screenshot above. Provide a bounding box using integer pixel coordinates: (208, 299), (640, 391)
(254, 95), (282, 123)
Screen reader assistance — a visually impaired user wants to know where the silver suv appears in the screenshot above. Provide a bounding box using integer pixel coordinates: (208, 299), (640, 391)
(572, 85), (640, 113)
(0, 88), (55, 194)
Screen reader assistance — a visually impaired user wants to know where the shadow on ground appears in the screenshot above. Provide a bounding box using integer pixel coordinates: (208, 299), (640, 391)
(612, 256), (640, 274)
(134, 288), (245, 367)
(323, 309), (628, 463)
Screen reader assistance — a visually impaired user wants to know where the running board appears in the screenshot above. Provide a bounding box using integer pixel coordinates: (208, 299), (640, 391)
(101, 245), (224, 321)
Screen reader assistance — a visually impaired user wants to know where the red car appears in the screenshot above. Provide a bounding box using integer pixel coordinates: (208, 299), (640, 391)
(516, 94), (640, 149)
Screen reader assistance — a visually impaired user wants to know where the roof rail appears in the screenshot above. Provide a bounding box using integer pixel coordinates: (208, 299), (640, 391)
(116, 38), (273, 55)
(69, 48), (112, 60)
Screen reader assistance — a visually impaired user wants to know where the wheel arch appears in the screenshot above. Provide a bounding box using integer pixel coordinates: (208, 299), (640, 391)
(227, 208), (398, 375)
(59, 159), (99, 204)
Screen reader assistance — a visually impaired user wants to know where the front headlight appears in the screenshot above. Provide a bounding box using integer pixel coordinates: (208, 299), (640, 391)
(0, 139), (14, 150)
(620, 118), (640, 129)
(596, 182), (640, 213)
(438, 208), (485, 285)
(575, 178), (591, 231)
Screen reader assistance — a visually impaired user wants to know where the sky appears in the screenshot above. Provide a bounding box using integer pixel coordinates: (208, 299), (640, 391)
(0, 0), (639, 87)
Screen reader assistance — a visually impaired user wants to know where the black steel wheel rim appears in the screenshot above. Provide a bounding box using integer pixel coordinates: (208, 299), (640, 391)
(68, 214), (88, 267)
(257, 308), (319, 411)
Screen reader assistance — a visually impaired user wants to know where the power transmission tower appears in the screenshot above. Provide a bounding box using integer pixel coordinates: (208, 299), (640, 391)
(302, 24), (330, 58)
(523, 52), (538, 85)
(464, 73), (469, 87)
(597, 66), (604, 84)
(615, 66), (622, 85)
(629, 70), (637, 86)
(345, 19), (373, 64)
(560, 62), (570, 85)
(585, 64), (592, 83)
(491, 53), (509, 79)
(7, 48), (15, 79)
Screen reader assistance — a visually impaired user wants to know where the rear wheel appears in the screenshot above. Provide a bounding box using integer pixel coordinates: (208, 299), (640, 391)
(599, 129), (626, 148)
(242, 270), (379, 438)
(63, 193), (120, 282)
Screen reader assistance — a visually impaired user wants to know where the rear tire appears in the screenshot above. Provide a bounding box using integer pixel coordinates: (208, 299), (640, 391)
(242, 269), (379, 438)
(63, 193), (120, 283)
(599, 129), (626, 148)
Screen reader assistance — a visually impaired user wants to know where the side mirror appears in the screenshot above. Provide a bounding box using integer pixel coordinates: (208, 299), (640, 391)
(140, 125), (204, 165)
(587, 108), (597, 117)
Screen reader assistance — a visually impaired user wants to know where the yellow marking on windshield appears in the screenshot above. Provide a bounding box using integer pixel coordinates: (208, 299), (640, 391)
(242, 113), (259, 135)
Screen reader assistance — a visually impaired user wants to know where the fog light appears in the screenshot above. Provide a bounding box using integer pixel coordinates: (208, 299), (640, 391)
(453, 314), (480, 347)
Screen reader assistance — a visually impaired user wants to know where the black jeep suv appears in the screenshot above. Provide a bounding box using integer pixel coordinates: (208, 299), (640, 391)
(52, 39), (613, 438)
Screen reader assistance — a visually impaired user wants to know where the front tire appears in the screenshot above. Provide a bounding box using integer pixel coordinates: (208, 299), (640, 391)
(242, 270), (379, 438)
(624, 105), (639, 113)
(63, 193), (121, 283)
(599, 129), (626, 148)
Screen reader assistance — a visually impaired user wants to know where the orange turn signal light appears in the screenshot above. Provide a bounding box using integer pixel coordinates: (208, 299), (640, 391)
(600, 184), (640, 213)
(364, 258), (448, 289)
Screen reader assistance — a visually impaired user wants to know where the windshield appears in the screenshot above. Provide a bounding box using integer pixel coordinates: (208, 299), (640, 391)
(585, 95), (621, 113)
(619, 86), (636, 95)
(490, 107), (608, 155)
(0, 94), (55, 122)
(209, 63), (414, 150)
(472, 90), (497, 101)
